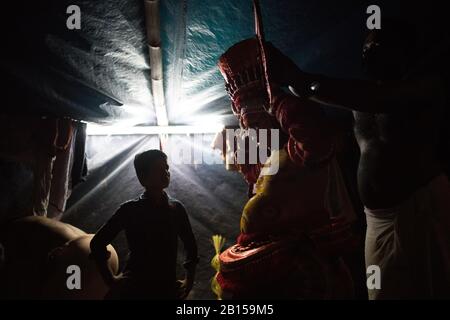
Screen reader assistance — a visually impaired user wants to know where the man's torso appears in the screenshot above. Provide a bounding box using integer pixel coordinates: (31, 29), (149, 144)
(119, 196), (184, 285)
(353, 102), (443, 209)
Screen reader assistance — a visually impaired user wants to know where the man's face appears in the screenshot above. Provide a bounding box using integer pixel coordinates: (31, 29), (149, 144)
(144, 158), (170, 189)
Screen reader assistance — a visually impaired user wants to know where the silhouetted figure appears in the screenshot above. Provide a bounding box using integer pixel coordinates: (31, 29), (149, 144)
(90, 150), (199, 299)
(265, 20), (450, 299)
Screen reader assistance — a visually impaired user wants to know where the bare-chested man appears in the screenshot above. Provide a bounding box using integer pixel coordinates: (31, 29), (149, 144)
(266, 20), (450, 299)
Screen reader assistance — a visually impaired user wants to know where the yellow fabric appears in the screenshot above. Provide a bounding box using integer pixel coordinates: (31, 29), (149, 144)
(241, 148), (355, 235)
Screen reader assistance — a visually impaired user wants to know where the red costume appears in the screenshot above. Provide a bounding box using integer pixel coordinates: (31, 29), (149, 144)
(214, 34), (357, 298)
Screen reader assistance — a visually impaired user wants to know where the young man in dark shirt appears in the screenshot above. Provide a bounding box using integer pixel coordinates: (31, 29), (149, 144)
(90, 150), (199, 299)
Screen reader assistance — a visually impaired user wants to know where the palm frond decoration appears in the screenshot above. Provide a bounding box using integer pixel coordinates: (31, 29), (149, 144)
(210, 234), (226, 300)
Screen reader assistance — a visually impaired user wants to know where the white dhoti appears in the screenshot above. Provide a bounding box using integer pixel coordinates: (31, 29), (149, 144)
(365, 174), (450, 299)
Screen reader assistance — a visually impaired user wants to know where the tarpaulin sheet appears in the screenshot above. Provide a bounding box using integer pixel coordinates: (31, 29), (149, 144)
(3, 0), (447, 125)
(1, 0), (154, 124)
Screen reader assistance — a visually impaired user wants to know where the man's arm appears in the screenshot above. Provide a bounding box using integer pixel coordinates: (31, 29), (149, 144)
(176, 203), (199, 299)
(266, 43), (444, 113)
(292, 72), (443, 113)
(90, 207), (125, 286)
